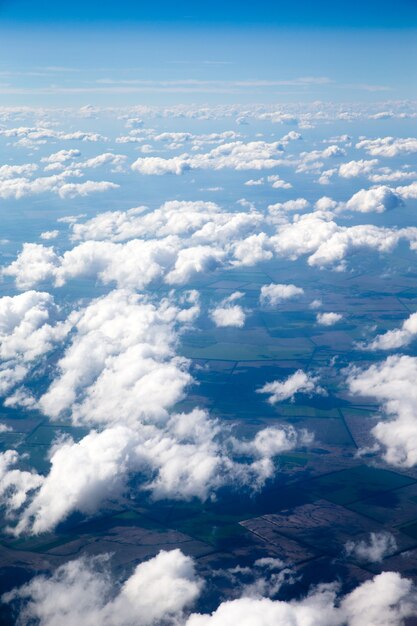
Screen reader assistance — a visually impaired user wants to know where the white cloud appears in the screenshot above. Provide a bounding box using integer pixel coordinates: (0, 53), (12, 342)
(348, 355), (417, 467)
(210, 292), (246, 328)
(0, 172), (119, 200)
(211, 305), (246, 328)
(316, 312), (343, 326)
(186, 571), (417, 626)
(0, 288), (312, 533)
(267, 174), (292, 189)
(5, 552), (417, 626)
(40, 230), (59, 240)
(5, 199), (417, 293)
(268, 199), (309, 213)
(0, 163), (38, 179)
(258, 370), (323, 404)
(366, 312), (417, 350)
(260, 283), (304, 306)
(0, 450), (44, 518)
(0, 290), (69, 395)
(37, 289), (197, 426)
(131, 140), (284, 175)
(4, 550), (202, 626)
(345, 532), (397, 563)
(345, 186), (403, 213)
(338, 159), (378, 178)
(356, 136), (417, 157)
(57, 180), (119, 198)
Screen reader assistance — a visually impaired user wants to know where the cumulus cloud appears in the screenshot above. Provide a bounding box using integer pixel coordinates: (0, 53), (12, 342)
(131, 140), (284, 175)
(37, 289), (197, 426)
(0, 172), (119, 200)
(338, 159), (378, 178)
(186, 571), (417, 626)
(210, 292), (246, 328)
(348, 355), (417, 467)
(345, 186), (403, 213)
(0, 290), (69, 396)
(270, 209), (417, 270)
(0, 450), (44, 518)
(258, 370), (323, 404)
(3, 407), (308, 534)
(6, 406), (305, 534)
(6, 549), (416, 626)
(316, 312), (343, 326)
(0, 126), (106, 144)
(268, 198), (309, 213)
(0, 163), (38, 179)
(365, 312), (417, 350)
(40, 230), (59, 240)
(4, 200), (417, 292)
(345, 532), (397, 563)
(259, 283), (304, 306)
(356, 136), (417, 157)
(4, 549), (202, 626)
(0, 289), (310, 533)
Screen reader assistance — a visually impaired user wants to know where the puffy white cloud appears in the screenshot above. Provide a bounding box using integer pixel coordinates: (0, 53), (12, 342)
(211, 305), (246, 328)
(356, 136), (417, 157)
(2, 243), (60, 290)
(6, 198), (417, 294)
(0, 172), (118, 200)
(37, 289), (196, 426)
(316, 312), (343, 326)
(348, 355), (417, 467)
(366, 312), (417, 350)
(0, 290), (69, 395)
(268, 198), (309, 213)
(4, 406), (307, 534)
(41, 149), (81, 168)
(42, 148), (81, 162)
(345, 532), (397, 563)
(186, 571), (417, 626)
(232, 425), (312, 458)
(395, 181), (417, 200)
(40, 230), (59, 241)
(77, 152), (127, 170)
(57, 180), (119, 198)
(4, 550), (202, 626)
(267, 174), (292, 189)
(369, 168), (417, 184)
(338, 159), (378, 178)
(210, 292), (246, 328)
(0, 288), (312, 533)
(131, 140), (284, 175)
(345, 186), (403, 213)
(0, 126), (106, 143)
(70, 201), (259, 243)
(0, 450), (43, 518)
(0, 163), (38, 179)
(270, 210), (417, 270)
(258, 370), (323, 404)
(5, 552), (417, 626)
(260, 283), (304, 306)
(7, 407), (304, 534)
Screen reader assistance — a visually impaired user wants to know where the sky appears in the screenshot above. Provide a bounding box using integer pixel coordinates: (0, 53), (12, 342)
(0, 0), (416, 105)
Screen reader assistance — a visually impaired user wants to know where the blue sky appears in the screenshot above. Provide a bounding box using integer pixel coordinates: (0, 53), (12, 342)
(0, 0), (416, 105)
(2, 0), (417, 27)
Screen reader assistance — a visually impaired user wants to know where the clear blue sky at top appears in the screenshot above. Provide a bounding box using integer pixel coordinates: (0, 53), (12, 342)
(1, 0), (417, 28)
(0, 0), (416, 105)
